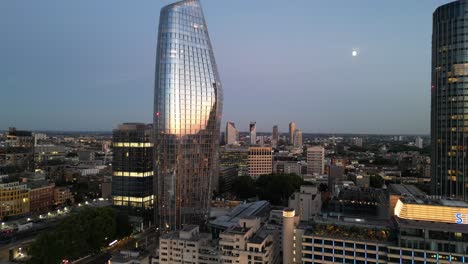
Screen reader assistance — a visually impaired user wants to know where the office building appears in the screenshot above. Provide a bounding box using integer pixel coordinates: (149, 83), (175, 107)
(153, 0), (223, 230)
(219, 146), (249, 176)
(274, 161), (303, 176)
(159, 225), (219, 264)
(351, 137), (363, 147)
(432, 1), (468, 201)
(28, 182), (55, 214)
(225, 121), (238, 145)
(289, 122), (296, 145)
(249, 121), (257, 145)
(112, 123), (153, 222)
(307, 146), (325, 175)
(54, 187), (74, 205)
(248, 146), (273, 178)
(219, 217), (281, 264)
(272, 125), (279, 146)
(293, 129), (302, 148)
(328, 164), (344, 194)
(284, 196), (468, 264)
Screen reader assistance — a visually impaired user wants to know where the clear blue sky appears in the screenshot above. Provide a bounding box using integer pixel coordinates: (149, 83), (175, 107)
(0, 0), (452, 134)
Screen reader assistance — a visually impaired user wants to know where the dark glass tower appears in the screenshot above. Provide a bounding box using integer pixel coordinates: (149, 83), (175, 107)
(153, 0), (223, 231)
(112, 123), (154, 223)
(432, 1), (468, 201)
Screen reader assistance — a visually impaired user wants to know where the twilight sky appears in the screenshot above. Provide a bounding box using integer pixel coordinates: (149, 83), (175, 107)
(0, 0), (452, 134)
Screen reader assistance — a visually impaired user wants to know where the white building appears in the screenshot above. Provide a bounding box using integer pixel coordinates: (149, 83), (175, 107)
(158, 225), (219, 264)
(293, 129), (302, 148)
(415, 136), (423, 149)
(219, 217), (281, 264)
(288, 185), (322, 221)
(307, 146), (325, 175)
(249, 122), (257, 145)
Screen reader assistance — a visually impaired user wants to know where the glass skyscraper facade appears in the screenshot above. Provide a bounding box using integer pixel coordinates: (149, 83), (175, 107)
(112, 123), (154, 222)
(153, 0), (223, 231)
(432, 1), (468, 201)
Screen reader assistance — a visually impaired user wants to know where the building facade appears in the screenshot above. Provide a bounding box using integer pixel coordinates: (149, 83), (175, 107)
(249, 122), (257, 145)
(272, 125), (279, 146)
(289, 122), (296, 145)
(112, 123), (153, 222)
(432, 1), (468, 201)
(153, 0), (223, 230)
(293, 129), (302, 148)
(225, 121), (238, 145)
(248, 147), (273, 178)
(307, 146), (325, 175)
(0, 178), (29, 220)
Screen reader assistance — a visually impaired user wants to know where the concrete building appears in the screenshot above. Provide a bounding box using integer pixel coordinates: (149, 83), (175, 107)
(274, 161), (302, 176)
(288, 185), (321, 221)
(351, 137), (363, 147)
(289, 122), (296, 145)
(348, 173), (370, 188)
(272, 125), (279, 146)
(293, 129), (302, 148)
(225, 121), (238, 145)
(159, 225), (219, 264)
(248, 146), (273, 178)
(328, 165), (344, 194)
(415, 136), (423, 149)
(307, 146), (325, 175)
(2, 127), (35, 172)
(249, 122), (257, 145)
(219, 217), (281, 264)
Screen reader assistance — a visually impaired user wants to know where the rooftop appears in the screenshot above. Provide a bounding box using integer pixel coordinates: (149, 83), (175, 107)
(400, 196), (468, 208)
(210, 200), (270, 229)
(388, 184), (426, 197)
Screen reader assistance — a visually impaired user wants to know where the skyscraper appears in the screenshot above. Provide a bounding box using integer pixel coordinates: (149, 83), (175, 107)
(289, 122), (295, 145)
(249, 122), (257, 145)
(432, 1), (468, 201)
(112, 123), (154, 224)
(153, 0), (223, 230)
(293, 129), (302, 148)
(225, 121), (238, 145)
(272, 125), (279, 146)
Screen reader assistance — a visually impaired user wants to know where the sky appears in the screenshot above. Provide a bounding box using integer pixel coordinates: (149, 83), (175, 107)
(0, 0), (453, 134)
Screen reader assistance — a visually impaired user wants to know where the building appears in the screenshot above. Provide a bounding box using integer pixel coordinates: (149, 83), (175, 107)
(219, 146), (249, 176)
(249, 122), (257, 145)
(307, 146), (324, 175)
(289, 122), (296, 145)
(1, 128), (34, 172)
(159, 225), (219, 264)
(432, 1), (468, 201)
(219, 217), (281, 264)
(415, 136), (423, 149)
(328, 165), (344, 194)
(218, 166), (238, 194)
(153, 0), (223, 231)
(293, 129), (302, 148)
(272, 125), (279, 146)
(248, 146), (273, 178)
(288, 185), (321, 221)
(112, 123), (153, 223)
(225, 121), (238, 145)
(274, 161), (302, 176)
(351, 137), (363, 147)
(28, 182), (55, 214)
(348, 173), (370, 188)
(0, 176), (29, 220)
(209, 200), (271, 238)
(284, 196), (468, 263)
(54, 187), (73, 205)
(388, 184), (426, 216)
(34, 144), (66, 163)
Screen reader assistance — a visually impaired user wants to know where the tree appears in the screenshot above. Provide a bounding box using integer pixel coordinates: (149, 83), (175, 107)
(369, 175), (384, 188)
(255, 173), (303, 205)
(231, 176), (256, 199)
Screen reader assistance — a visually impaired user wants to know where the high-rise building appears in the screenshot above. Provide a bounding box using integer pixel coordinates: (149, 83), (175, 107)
(219, 146), (249, 176)
(415, 136), (423, 149)
(293, 129), (302, 148)
(153, 0), (223, 230)
(432, 1), (468, 201)
(112, 123), (154, 223)
(289, 122), (295, 145)
(225, 121), (238, 145)
(307, 146), (325, 175)
(328, 164), (344, 194)
(248, 146), (273, 178)
(272, 125), (279, 146)
(351, 137), (363, 147)
(249, 122), (257, 145)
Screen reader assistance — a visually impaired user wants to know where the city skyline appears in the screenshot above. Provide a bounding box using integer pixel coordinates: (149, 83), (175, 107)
(0, 0), (453, 134)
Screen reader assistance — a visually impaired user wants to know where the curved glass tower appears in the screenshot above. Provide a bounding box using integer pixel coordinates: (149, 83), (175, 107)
(432, 1), (468, 201)
(153, 0), (223, 230)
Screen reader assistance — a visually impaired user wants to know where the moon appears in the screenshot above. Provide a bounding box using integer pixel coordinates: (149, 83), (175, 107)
(352, 50), (358, 57)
